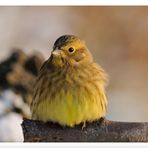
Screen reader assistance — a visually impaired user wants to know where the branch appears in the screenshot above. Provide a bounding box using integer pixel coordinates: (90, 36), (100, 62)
(21, 118), (148, 142)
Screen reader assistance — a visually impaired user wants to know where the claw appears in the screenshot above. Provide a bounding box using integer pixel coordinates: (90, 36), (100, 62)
(82, 122), (86, 130)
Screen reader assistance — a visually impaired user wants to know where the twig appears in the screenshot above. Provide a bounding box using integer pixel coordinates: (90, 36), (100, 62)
(21, 118), (148, 142)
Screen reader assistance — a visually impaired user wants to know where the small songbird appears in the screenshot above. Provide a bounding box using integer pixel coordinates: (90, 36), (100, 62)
(31, 35), (108, 127)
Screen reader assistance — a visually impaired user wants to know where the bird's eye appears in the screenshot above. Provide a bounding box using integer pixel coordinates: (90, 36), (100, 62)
(68, 47), (75, 53)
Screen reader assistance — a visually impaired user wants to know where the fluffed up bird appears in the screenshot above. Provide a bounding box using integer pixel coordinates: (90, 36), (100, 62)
(31, 35), (108, 128)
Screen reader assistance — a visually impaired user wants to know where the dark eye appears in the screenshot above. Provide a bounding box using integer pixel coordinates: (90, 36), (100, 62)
(68, 47), (75, 53)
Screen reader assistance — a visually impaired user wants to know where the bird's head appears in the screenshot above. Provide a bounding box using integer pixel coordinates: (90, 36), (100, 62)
(50, 35), (93, 67)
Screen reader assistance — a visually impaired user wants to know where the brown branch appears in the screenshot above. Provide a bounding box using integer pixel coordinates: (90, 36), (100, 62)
(21, 118), (148, 142)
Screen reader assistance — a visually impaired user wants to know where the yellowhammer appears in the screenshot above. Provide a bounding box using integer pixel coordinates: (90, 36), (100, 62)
(31, 35), (108, 127)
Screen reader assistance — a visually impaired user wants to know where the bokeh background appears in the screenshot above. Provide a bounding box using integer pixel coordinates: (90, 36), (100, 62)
(0, 6), (148, 141)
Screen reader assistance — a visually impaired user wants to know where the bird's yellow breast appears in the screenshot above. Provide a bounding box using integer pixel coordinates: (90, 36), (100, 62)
(32, 81), (107, 127)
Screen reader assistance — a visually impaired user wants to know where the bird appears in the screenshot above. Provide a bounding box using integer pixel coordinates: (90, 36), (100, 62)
(31, 35), (108, 128)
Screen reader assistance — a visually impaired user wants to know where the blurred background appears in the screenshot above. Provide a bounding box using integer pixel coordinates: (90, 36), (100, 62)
(0, 6), (148, 141)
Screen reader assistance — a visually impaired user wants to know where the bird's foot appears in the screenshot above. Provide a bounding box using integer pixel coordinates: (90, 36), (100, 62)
(81, 122), (86, 130)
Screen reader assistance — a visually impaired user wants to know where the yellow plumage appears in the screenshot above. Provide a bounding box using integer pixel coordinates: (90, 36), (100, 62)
(31, 35), (108, 127)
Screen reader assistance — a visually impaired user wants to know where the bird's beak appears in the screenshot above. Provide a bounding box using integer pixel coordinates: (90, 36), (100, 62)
(52, 49), (61, 57)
